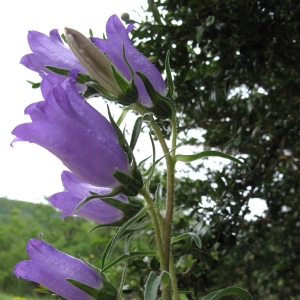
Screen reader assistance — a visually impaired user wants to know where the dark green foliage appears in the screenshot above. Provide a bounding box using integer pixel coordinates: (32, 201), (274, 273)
(130, 1), (300, 299)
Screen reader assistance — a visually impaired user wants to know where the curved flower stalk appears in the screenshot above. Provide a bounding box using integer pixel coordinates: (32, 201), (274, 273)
(49, 170), (128, 224)
(14, 237), (102, 300)
(12, 73), (130, 188)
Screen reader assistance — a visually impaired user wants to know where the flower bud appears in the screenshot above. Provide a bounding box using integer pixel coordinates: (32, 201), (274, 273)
(65, 27), (128, 96)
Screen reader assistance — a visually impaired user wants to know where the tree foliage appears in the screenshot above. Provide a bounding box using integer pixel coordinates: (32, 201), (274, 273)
(129, 0), (300, 299)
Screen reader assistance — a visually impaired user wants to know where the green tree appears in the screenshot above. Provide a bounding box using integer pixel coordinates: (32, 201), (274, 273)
(128, 0), (300, 299)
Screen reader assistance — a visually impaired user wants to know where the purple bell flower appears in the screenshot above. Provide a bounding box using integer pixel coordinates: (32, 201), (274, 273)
(12, 73), (130, 188)
(92, 14), (166, 106)
(49, 170), (128, 224)
(20, 29), (87, 76)
(14, 236), (102, 300)
(20, 15), (166, 106)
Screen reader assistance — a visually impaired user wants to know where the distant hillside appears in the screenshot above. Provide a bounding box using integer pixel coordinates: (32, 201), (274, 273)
(0, 197), (58, 223)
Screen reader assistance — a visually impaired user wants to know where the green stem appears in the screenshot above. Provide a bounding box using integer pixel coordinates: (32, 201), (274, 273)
(139, 188), (166, 271)
(170, 116), (177, 158)
(132, 102), (174, 268)
(169, 256), (180, 300)
(133, 103), (178, 299)
(139, 188), (172, 300)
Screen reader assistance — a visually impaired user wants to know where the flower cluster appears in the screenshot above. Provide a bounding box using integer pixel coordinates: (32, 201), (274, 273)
(12, 14), (166, 299)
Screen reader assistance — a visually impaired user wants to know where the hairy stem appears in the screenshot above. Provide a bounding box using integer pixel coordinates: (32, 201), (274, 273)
(139, 188), (172, 300)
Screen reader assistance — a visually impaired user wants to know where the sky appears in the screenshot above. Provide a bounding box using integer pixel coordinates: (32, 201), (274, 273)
(0, 0), (149, 203)
(0, 1), (267, 219)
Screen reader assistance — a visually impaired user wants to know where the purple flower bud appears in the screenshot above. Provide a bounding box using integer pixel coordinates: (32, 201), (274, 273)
(92, 14), (166, 107)
(12, 74), (130, 188)
(49, 170), (128, 224)
(14, 237), (102, 300)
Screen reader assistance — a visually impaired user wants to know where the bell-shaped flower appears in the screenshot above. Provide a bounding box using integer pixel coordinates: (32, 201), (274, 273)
(91, 14), (166, 107)
(20, 29), (87, 76)
(14, 237), (102, 300)
(49, 170), (128, 224)
(12, 73), (130, 188)
(20, 15), (166, 107)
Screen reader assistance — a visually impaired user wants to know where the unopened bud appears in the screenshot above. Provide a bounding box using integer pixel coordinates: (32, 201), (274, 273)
(65, 27), (128, 96)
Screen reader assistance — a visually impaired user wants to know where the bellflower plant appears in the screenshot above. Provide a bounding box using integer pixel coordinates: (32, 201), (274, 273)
(14, 237), (102, 300)
(13, 11), (252, 300)
(49, 170), (128, 224)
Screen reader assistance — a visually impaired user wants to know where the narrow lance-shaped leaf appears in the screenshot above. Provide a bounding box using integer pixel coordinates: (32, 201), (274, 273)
(130, 116), (143, 151)
(101, 206), (149, 268)
(165, 50), (174, 97)
(171, 232), (202, 249)
(202, 286), (254, 300)
(176, 150), (249, 169)
(101, 250), (157, 273)
(45, 65), (92, 84)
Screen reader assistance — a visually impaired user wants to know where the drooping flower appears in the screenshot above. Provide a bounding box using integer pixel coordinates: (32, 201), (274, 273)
(92, 14), (166, 106)
(49, 170), (128, 224)
(20, 29), (86, 76)
(12, 73), (130, 188)
(14, 237), (102, 300)
(20, 15), (166, 106)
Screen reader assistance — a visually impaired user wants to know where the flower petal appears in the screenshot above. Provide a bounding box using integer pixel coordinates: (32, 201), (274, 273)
(14, 238), (102, 300)
(49, 171), (128, 223)
(92, 15), (166, 107)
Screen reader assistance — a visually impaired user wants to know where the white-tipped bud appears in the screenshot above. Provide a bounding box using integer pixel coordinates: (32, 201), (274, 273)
(65, 27), (127, 96)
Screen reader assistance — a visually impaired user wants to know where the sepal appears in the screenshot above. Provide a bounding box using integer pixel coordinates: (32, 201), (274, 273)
(67, 274), (118, 300)
(106, 106), (144, 194)
(165, 51), (174, 97)
(136, 71), (175, 119)
(88, 196), (143, 227)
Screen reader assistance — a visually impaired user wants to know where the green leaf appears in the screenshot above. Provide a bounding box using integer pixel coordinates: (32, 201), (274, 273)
(85, 81), (116, 100)
(171, 232), (202, 249)
(196, 25), (205, 43)
(117, 105), (132, 126)
(118, 235), (131, 297)
(165, 50), (174, 97)
(206, 16), (215, 27)
(101, 206), (149, 268)
(107, 105), (127, 155)
(154, 183), (163, 209)
(176, 150), (249, 169)
(143, 133), (156, 186)
(130, 116), (143, 151)
(45, 65), (94, 85)
(138, 155), (152, 169)
(26, 80), (40, 89)
(144, 271), (170, 300)
(202, 286), (254, 300)
(66, 279), (104, 299)
(135, 71), (174, 119)
(148, 0), (163, 24)
(101, 250), (157, 273)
